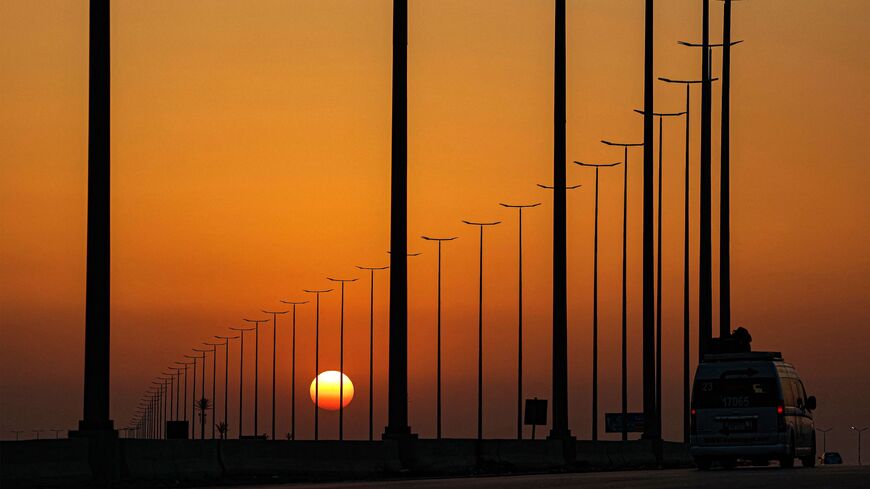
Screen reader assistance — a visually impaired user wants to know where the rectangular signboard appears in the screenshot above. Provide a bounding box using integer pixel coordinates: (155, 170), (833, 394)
(604, 413), (645, 433)
(524, 398), (548, 426)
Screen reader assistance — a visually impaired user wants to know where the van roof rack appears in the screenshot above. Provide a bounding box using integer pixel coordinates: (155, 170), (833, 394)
(703, 351), (783, 362)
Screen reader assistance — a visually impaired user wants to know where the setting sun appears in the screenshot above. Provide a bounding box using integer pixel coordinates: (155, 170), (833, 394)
(309, 371), (354, 411)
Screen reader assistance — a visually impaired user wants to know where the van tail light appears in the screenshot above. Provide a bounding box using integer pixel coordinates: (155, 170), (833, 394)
(690, 408), (697, 434)
(777, 405), (786, 432)
(776, 405), (784, 415)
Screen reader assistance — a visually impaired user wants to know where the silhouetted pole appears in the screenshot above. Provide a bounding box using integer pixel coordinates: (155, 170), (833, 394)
(499, 204), (539, 440)
(243, 318), (269, 437)
(175, 361), (192, 427)
(659, 76), (712, 443)
(280, 301), (308, 441)
(550, 0), (571, 442)
(328, 278), (358, 441)
(720, 0), (736, 338)
(420, 236), (457, 440)
(635, 109), (687, 434)
(816, 427), (832, 453)
(79, 0), (113, 435)
(575, 161), (622, 441)
(353, 266), (388, 441)
(203, 343), (221, 439)
(676, 38), (740, 357)
(162, 372), (175, 423)
(169, 367), (182, 421)
(385, 0), (412, 440)
(462, 220), (501, 440)
(184, 354), (200, 439)
(304, 288), (333, 440)
(193, 349), (211, 440)
(601, 139), (643, 441)
(642, 0), (658, 442)
(229, 327), (254, 438)
(151, 380), (165, 439)
(262, 310), (288, 441)
(852, 426), (868, 466)
(215, 335), (239, 439)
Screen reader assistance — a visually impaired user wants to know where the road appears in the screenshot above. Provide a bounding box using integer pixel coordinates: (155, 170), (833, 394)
(223, 466), (870, 489)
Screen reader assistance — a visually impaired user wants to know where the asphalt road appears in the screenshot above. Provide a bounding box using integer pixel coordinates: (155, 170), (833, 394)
(228, 466), (870, 489)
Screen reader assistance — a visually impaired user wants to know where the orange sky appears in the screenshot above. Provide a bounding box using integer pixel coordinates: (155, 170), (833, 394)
(1, 0), (869, 458)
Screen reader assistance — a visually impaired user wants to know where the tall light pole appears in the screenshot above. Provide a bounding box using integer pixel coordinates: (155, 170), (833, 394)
(184, 354), (200, 439)
(327, 277), (358, 441)
(203, 342), (221, 439)
(174, 361), (192, 430)
(162, 371), (176, 423)
(280, 301), (309, 441)
(852, 426), (868, 466)
(601, 139), (643, 441)
(192, 348), (211, 440)
(215, 335), (239, 439)
(262, 310), (288, 441)
(816, 427), (832, 454)
(550, 0), (571, 442)
(498, 203), (539, 440)
(641, 0), (656, 443)
(678, 37), (743, 355)
(304, 288), (333, 441)
(229, 327), (254, 438)
(420, 236), (457, 440)
(169, 366), (183, 421)
(635, 108), (687, 435)
(658, 76), (716, 443)
(243, 317), (269, 437)
(574, 161), (621, 441)
(462, 220), (501, 440)
(353, 266), (388, 441)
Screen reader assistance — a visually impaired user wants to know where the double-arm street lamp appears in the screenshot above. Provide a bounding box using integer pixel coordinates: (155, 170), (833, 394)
(499, 203), (540, 440)
(353, 266), (388, 441)
(243, 318), (270, 437)
(229, 326), (255, 438)
(304, 288), (333, 440)
(574, 161), (622, 441)
(852, 426), (868, 466)
(601, 139), (643, 441)
(215, 335), (240, 439)
(327, 277), (358, 441)
(183, 354), (201, 439)
(279, 300), (309, 441)
(462, 219), (501, 440)
(262, 310), (289, 441)
(419, 236), (457, 440)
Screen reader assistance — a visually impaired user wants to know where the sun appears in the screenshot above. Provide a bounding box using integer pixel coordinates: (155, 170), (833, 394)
(309, 370), (354, 410)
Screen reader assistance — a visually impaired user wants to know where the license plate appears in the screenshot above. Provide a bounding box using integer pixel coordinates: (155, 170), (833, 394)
(722, 419), (756, 433)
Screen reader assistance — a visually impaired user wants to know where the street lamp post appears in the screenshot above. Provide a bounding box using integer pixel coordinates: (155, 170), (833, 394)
(574, 161), (621, 441)
(658, 76), (716, 442)
(203, 342), (221, 439)
(852, 426), (868, 466)
(280, 301), (309, 441)
(816, 427), (832, 454)
(327, 277), (358, 441)
(499, 203), (540, 440)
(192, 348), (211, 440)
(262, 310), (289, 441)
(635, 108), (687, 434)
(229, 327), (255, 438)
(462, 220), (501, 441)
(243, 318), (270, 437)
(601, 139), (643, 441)
(162, 371), (175, 423)
(304, 288), (333, 441)
(420, 236), (458, 440)
(174, 361), (192, 429)
(184, 354), (200, 439)
(169, 366), (183, 421)
(215, 335), (240, 439)
(353, 266), (388, 442)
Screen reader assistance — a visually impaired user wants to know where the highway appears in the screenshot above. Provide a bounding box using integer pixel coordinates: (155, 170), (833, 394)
(230, 466), (870, 489)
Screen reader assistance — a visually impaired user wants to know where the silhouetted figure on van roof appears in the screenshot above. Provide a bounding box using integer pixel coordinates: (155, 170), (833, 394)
(708, 327), (752, 354)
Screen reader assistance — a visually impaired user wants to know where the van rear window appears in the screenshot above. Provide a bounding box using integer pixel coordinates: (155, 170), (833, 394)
(693, 379), (779, 409)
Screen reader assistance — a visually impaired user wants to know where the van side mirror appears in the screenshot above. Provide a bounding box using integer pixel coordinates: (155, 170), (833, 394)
(806, 396), (817, 411)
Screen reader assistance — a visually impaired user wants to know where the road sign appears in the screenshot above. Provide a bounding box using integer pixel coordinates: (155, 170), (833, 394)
(524, 398), (547, 426)
(605, 413), (645, 433)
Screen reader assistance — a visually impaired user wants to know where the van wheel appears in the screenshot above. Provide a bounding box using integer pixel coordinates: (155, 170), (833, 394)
(694, 457), (712, 470)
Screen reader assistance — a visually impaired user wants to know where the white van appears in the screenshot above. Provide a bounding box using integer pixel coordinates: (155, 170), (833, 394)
(689, 351), (817, 469)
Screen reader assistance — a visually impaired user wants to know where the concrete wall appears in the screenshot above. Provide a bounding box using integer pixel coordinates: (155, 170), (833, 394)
(0, 439), (91, 488)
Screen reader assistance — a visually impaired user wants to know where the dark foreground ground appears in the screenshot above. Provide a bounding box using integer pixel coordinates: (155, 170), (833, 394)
(227, 466), (870, 489)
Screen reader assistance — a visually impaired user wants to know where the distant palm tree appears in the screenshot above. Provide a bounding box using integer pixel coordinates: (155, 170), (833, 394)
(195, 398), (212, 440)
(216, 422), (229, 440)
